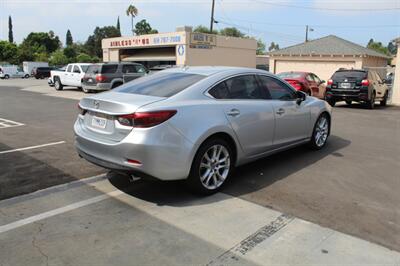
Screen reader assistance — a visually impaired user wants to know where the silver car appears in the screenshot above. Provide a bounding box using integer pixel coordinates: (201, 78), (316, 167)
(74, 67), (332, 194)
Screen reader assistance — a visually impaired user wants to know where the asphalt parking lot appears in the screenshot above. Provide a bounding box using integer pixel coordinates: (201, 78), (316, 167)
(0, 79), (399, 265)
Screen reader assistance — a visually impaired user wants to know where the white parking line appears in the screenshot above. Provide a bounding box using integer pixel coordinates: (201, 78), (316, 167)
(0, 190), (122, 234)
(0, 141), (66, 154)
(0, 118), (24, 129)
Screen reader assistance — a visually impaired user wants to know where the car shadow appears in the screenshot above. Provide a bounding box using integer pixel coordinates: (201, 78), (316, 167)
(109, 135), (351, 207)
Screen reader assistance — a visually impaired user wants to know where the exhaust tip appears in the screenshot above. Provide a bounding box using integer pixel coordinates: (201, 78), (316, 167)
(129, 174), (141, 183)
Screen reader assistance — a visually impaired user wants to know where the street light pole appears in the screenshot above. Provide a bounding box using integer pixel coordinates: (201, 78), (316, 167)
(210, 0), (215, 33)
(305, 25), (309, 42)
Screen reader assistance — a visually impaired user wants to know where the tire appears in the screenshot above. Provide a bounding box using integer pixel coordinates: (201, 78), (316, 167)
(54, 77), (63, 91)
(186, 138), (234, 195)
(82, 87), (91, 93)
(327, 99), (336, 107)
(35, 76), (39, 79)
(309, 113), (330, 150)
(366, 92), (375, 109)
(345, 100), (352, 105)
(111, 82), (123, 89)
(380, 91), (388, 107)
(4, 74), (9, 79)
(24, 74), (30, 79)
(307, 90), (312, 96)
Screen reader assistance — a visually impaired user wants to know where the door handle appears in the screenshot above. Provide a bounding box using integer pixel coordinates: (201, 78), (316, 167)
(227, 109), (240, 117)
(276, 108), (285, 115)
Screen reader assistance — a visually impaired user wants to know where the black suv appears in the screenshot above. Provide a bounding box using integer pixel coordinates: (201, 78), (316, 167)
(325, 69), (389, 109)
(32, 67), (56, 79)
(82, 62), (147, 93)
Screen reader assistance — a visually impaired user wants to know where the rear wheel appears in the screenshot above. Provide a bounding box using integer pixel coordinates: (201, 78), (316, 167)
(4, 74), (9, 79)
(345, 100), (352, 105)
(309, 113), (330, 150)
(186, 138), (234, 195)
(82, 87), (91, 93)
(54, 77), (63, 91)
(111, 82), (123, 89)
(327, 99), (336, 107)
(380, 91), (388, 106)
(366, 92), (375, 109)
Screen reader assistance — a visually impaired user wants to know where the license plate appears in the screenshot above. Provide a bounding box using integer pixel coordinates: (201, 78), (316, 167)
(92, 116), (107, 129)
(340, 82), (351, 89)
(88, 78), (93, 82)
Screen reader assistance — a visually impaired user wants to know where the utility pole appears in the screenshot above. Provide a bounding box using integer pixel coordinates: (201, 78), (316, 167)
(210, 0), (215, 33)
(305, 25), (309, 42)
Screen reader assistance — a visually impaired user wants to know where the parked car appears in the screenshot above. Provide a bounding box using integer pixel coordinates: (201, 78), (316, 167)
(277, 71), (326, 98)
(48, 66), (67, 86)
(325, 69), (389, 109)
(32, 67), (56, 79)
(51, 63), (91, 91)
(23, 61), (48, 76)
(0, 66), (30, 79)
(74, 66), (332, 194)
(149, 65), (174, 72)
(82, 62), (147, 93)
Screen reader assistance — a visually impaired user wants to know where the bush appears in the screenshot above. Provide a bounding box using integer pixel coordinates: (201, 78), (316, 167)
(49, 50), (68, 66)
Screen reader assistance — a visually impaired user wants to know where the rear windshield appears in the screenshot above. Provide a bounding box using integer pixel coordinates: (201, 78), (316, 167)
(114, 72), (206, 97)
(332, 71), (367, 80)
(277, 72), (303, 79)
(86, 65), (100, 74)
(81, 65), (89, 73)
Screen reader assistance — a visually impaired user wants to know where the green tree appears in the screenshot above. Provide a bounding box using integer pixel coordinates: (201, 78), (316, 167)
(367, 39), (390, 55)
(66, 29), (73, 46)
(257, 39), (266, 55)
(0, 40), (18, 64)
(49, 50), (68, 66)
(219, 27), (245, 38)
(8, 16), (13, 43)
(268, 42), (279, 52)
(134, 19), (158, 35)
(387, 41), (397, 55)
(63, 46), (77, 62)
(116, 16), (121, 34)
(193, 25), (218, 34)
(21, 32), (61, 55)
(126, 4), (139, 35)
(85, 26), (121, 58)
(76, 53), (92, 63)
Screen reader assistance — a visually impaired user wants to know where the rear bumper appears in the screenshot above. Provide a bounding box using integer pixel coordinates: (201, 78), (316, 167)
(74, 117), (194, 181)
(82, 83), (111, 91)
(325, 89), (369, 102)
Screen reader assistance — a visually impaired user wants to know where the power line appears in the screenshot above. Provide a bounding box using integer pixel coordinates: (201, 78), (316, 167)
(251, 0), (400, 11)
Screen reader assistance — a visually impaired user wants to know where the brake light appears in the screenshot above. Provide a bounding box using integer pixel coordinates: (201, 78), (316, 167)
(78, 104), (86, 115)
(327, 79), (333, 85)
(96, 74), (106, 83)
(291, 81), (302, 90)
(117, 110), (177, 128)
(361, 79), (369, 86)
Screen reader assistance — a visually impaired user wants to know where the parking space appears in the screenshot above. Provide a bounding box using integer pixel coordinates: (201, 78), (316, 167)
(1, 79), (400, 264)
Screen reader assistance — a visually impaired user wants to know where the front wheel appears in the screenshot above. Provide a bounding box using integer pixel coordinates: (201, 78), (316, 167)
(82, 87), (91, 93)
(366, 92), (375, 109)
(24, 74), (30, 79)
(345, 100), (352, 105)
(309, 114), (330, 150)
(4, 74), (9, 79)
(327, 99), (336, 107)
(380, 91), (388, 106)
(186, 138), (234, 195)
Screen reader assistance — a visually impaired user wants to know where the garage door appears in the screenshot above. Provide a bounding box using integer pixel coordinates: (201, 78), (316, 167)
(275, 60), (356, 81)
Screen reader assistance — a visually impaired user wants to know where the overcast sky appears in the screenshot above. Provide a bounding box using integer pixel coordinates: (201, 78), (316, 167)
(1, 0), (399, 49)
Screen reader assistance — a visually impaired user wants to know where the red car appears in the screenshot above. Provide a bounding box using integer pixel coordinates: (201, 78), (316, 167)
(277, 72), (326, 99)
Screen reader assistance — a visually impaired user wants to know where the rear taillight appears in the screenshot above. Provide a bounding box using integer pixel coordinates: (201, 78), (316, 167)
(117, 110), (177, 128)
(361, 79), (369, 86)
(292, 81), (302, 90)
(78, 104), (86, 115)
(96, 74), (106, 83)
(327, 79), (333, 85)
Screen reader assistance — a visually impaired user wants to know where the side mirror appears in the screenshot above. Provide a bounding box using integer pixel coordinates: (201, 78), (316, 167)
(296, 90), (307, 105)
(381, 79), (387, 84)
(320, 80), (326, 85)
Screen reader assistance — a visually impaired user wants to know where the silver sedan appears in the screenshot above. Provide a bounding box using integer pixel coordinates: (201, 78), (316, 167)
(74, 66), (332, 194)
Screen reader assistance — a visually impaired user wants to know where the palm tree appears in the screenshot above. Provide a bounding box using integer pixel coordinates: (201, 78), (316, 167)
(126, 4), (138, 35)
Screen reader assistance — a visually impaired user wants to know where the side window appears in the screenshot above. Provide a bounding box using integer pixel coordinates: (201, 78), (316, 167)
(258, 76), (297, 100)
(224, 75), (263, 99)
(122, 64), (137, 74)
(101, 65), (118, 74)
(306, 74), (314, 82)
(208, 82), (230, 99)
(73, 66), (81, 73)
(66, 65), (72, 72)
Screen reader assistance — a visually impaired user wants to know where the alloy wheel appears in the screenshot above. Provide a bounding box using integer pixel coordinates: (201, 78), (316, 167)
(315, 116), (329, 147)
(199, 144), (230, 190)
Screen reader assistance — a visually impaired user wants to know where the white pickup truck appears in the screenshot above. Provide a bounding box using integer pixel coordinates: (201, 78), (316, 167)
(50, 63), (91, 91)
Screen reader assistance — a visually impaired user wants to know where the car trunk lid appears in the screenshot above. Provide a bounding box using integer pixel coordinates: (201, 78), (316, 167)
(79, 92), (165, 142)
